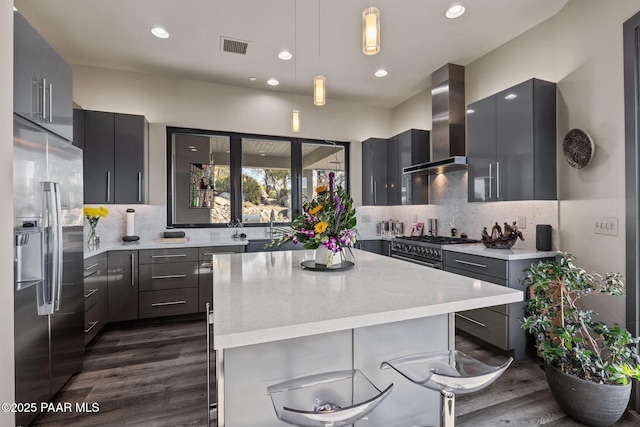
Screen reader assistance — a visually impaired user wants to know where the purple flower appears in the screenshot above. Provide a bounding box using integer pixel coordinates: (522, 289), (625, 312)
(328, 171), (335, 193)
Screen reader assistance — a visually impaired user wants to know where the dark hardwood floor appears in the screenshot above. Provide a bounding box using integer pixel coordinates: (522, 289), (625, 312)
(32, 318), (640, 427)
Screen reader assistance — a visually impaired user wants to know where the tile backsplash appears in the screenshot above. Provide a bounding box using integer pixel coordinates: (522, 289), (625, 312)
(356, 170), (559, 250)
(86, 170), (558, 250)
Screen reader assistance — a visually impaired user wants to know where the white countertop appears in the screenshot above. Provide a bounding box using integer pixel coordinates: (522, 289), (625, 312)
(83, 237), (248, 258)
(443, 243), (557, 260)
(212, 249), (522, 350)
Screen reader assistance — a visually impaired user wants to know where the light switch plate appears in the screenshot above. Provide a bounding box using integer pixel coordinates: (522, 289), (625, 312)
(517, 216), (526, 229)
(361, 214), (371, 223)
(594, 217), (618, 235)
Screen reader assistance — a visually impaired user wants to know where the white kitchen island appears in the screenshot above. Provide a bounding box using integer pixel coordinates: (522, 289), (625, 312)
(211, 249), (523, 427)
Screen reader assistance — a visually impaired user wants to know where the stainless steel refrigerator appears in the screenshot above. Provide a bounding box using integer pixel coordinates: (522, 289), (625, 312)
(13, 114), (84, 427)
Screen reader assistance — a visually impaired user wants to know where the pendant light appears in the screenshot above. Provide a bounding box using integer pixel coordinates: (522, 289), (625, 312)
(291, 109), (301, 132)
(291, 0), (300, 132)
(362, 6), (380, 55)
(313, 75), (326, 106)
(313, 0), (326, 106)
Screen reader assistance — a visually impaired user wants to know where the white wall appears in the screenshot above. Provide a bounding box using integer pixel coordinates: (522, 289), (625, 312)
(72, 65), (394, 207)
(1, 1), (15, 423)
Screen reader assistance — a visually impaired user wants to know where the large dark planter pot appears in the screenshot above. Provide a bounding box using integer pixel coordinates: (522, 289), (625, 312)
(545, 363), (631, 427)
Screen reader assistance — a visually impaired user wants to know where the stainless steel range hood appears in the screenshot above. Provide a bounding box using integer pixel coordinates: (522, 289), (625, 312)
(404, 64), (466, 175)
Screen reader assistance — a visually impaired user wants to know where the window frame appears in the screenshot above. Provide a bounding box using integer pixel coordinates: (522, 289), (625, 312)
(166, 126), (350, 228)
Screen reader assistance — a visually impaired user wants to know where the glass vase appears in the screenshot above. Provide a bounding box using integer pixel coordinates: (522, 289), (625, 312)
(315, 246), (342, 267)
(87, 223), (100, 246)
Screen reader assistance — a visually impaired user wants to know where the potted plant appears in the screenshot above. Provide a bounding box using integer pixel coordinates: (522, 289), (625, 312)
(521, 252), (640, 427)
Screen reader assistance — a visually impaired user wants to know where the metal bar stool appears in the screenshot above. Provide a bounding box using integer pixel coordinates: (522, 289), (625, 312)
(267, 369), (393, 426)
(381, 350), (512, 427)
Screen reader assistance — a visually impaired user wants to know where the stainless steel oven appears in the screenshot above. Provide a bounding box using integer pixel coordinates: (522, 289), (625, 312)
(390, 236), (480, 269)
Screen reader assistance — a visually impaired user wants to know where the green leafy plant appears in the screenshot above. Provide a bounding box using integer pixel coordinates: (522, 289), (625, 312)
(521, 252), (640, 385)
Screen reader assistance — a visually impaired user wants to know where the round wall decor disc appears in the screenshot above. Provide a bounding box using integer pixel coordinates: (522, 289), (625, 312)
(562, 128), (595, 169)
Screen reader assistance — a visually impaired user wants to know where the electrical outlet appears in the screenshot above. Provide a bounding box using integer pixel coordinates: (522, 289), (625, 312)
(517, 216), (526, 229)
(413, 215), (418, 223)
(361, 214), (371, 223)
(594, 217), (618, 235)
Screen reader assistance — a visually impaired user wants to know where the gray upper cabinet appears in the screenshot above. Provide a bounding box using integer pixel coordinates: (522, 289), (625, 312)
(83, 110), (147, 204)
(363, 130), (429, 206)
(467, 78), (556, 202)
(387, 129), (430, 205)
(14, 12), (73, 142)
(361, 138), (388, 206)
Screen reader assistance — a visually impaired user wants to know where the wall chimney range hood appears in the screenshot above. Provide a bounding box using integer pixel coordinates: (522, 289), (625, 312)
(404, 63), (466, 175)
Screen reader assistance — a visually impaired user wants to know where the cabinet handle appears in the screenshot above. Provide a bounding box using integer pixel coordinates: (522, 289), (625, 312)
(42, 78), (47, 120)
(496, 161), (500, 199)
(456, 313), (486, 328)
(84, 321), (99, 333)
(107, 171), (111, 202)
(151, 274), (187, 280)
(201, 262), (213, 268)
(202, 252), (236, 256)
(374, 181), (377, 204)
(454, 259), (487, 268)
(84, 263), (99, 271)
(83, 270), (98, 279)
(137, 172), (142, 202)
(48, 83), (53, 123)
(151, 300), (187, 307)
(84, 288), (98, 298)
(151, 254), (187, 259)
(130, 253), (135, 287)
(488, 163), (492, 199)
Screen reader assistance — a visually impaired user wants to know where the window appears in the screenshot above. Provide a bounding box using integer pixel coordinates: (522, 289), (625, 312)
(166, 127), (349, 228)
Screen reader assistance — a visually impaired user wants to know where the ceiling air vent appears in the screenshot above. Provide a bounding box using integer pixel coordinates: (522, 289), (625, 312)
(221, 37), (249, 55)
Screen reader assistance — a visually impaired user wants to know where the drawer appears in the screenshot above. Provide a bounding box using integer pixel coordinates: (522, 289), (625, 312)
(444, 265), (508, 289)
(84, 253), (107, 278)
(84, 300), (107, 345)
(138, 247), (199, 264)
(84, 281), (107, 312)
(139, 262), (198, 291)
(139, 288), (199, 319)
(444, 251), (507, 279)
(455, 308), (508, 350)
(198, 245), (244, 264)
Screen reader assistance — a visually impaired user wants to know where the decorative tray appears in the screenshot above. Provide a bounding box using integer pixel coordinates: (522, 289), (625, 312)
(300, 260), (355, 272)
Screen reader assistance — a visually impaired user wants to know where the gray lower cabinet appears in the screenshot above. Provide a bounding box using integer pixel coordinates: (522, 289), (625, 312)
(138, 248), (199, 319)
(107, 250), (139, 322)
(14, 12), (73, 142)
(83, 253), (108, 345)
(444, 250), (554, 360)
(354, 240), (390, 255)
(198, 245), (245, 312)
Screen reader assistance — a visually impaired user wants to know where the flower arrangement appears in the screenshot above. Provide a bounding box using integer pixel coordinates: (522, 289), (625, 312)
(269, 171), (357, 266)
(84, 206), (109, 245)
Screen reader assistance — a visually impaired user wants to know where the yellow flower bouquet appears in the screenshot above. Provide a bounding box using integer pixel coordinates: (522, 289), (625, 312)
(84, 206), (109, 245)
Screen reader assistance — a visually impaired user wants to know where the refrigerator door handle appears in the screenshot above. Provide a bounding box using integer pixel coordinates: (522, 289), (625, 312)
(44, 181), (63, 312)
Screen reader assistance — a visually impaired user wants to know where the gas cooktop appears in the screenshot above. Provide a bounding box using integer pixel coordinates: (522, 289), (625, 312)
(394, 235), (480, 245)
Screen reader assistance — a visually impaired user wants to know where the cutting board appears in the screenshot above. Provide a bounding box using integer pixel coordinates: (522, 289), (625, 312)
(154, 237), (190, 243)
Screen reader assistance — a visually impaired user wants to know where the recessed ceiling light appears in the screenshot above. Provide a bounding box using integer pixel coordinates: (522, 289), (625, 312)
(504, 93), (518, 100)
(467, 109), (475, 114)
(445, 5), (465, 19)
(267, 78), (280, 86)
(278, 51), (293, 60)
(374, 69), (388, 77)
(190, 148), (198, 152)
(188, 145), (196, 149)
(151, 27), (170, 39)
(249, 77), (257, 81)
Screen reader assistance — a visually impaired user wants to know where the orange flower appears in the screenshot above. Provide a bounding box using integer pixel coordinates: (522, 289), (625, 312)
(309, 205), (322, 215)
(316, 185), (328, 194)
(315, 221), (328, 234)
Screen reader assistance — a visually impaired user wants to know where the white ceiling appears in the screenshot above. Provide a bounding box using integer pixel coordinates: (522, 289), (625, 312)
(14, 0), (568, 109)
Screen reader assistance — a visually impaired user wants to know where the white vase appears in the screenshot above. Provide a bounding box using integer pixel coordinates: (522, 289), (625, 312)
(315, 246), (342, 267)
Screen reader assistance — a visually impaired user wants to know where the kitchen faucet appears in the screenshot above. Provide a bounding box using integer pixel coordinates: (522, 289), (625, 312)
(269, 210), (275, 238)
